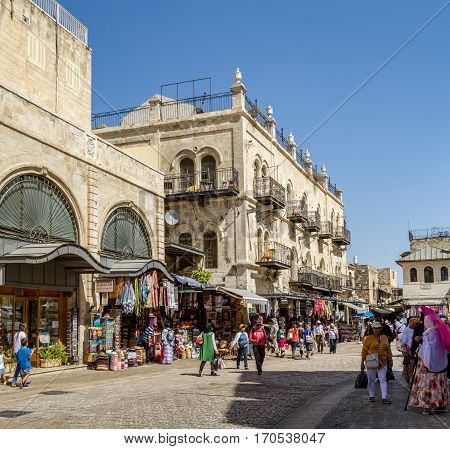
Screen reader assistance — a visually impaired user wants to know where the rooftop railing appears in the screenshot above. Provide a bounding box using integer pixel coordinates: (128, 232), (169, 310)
(91, 92), (232, 129)
(409, 227), (450, 241)
(30, 0), (88, 45)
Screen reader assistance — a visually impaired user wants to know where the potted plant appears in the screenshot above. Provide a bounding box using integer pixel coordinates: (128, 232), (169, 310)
(39, 343), (68, 368)
(191, 269), (212, 285)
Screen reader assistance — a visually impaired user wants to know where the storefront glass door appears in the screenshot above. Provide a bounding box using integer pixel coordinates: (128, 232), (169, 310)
(0, 296), (14, 349)
(39, 298), (60, 346)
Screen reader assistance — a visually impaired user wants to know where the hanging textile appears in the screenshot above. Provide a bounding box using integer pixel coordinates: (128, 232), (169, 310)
(120, 281), (136, 314)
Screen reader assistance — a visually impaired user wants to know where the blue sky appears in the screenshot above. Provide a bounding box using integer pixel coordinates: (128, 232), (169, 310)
(61, 0), (450, 279)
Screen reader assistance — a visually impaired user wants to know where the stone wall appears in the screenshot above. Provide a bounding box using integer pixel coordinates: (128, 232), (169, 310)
(410, 236), (450, 252)
(0, 0), (91, 129)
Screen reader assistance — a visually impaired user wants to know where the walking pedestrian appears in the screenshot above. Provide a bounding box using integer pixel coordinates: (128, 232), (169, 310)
(329, 323), (338, 354)
(398, 317), (420, 384)
(361, 321), (393, 404)
(16, 338), (31, 388)
(269, 318), (279, 355)
(277, 333), (287, 357)
(298, 323), (305, 358)
(232, 324), (249, 370)
(11, 323), (27, 387)
(303, 325), (314, 359)
(249, 319), (268, 375)
(287, 322), (299, 359)
(314, 321), (325, 353)
(197, 324), (219, 377)
(0, 346), (7, 385)
(408, 309), (449, 414)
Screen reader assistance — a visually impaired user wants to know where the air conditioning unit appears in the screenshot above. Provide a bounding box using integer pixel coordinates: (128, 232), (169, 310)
(21, 12), (31, 26)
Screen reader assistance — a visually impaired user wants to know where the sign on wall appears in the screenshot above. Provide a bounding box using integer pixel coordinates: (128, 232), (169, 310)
(94, 278), (115, 293)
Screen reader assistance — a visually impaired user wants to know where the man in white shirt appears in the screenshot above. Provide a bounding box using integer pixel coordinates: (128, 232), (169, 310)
(314, 321), (325, 353)
(11, 323), (27, 387)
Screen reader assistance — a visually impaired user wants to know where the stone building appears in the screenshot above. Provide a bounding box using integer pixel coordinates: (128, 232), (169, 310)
(0, 0), (166, 362)
(397, 227), (450, 316)
(354, 265), (397, 306)
(94, 69), (352, 318)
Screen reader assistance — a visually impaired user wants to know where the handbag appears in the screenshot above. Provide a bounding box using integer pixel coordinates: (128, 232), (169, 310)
(386, 367), (395, 381)
(287, 332), (293, 341)
(365, 353), (379, 369)
(354, 370), (368, 389)
(195, 334), (203, 346)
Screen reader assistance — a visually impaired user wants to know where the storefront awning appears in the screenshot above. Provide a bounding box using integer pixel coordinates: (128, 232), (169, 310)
(218, 287), (268, 307)
(403, 298), (447, 306)
(108, 259), (174, 281)
(0, 242), (109, 274)
(165, 243), (204, 257)
(370, 306), (395, 315)
(174, 275), (203, 289)
(341, 302), (367, 314)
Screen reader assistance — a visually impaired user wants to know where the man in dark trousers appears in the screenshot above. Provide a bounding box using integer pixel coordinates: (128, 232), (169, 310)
(249, 319), (268, 375)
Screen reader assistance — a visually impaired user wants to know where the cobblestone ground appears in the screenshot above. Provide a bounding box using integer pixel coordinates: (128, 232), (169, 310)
(0, 342), (448, 429)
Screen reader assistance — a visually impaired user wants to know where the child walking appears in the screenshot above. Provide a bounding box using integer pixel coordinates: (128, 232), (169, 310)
(0, 346), (7, 385)
(17, 339), (31, 388)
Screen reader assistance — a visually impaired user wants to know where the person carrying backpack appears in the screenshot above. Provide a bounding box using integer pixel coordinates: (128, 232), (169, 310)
(232, 324), (249, 370)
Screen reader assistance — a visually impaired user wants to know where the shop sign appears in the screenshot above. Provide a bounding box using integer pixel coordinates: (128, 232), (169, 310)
(95, 278), (115, 293)
(0, 266), (4, 286)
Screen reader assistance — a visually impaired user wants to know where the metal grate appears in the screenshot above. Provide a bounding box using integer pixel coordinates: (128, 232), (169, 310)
(101, 207), (151, 259)
(0, 174), (78, 243)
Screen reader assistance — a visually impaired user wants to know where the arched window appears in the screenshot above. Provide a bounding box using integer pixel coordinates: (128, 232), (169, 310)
(180, 158), (194, 174)
(286, 183), (293, 203)
(305, 252), (312, 268)
(0, 174), (78, 243)
(257, 229), (263, 261)
(254, 160), (262, 179)
(424, 266), (434, 284)
(101, 207), (151, 259)
(441, 266), (448, 282)
(290, 248), (298, 281)
(200, 155), (216, 188)
(204, 231), (218, 269)
(410, 268), (417, 282)
(179, 233), (192, 247)
(262, 165), (268, 177)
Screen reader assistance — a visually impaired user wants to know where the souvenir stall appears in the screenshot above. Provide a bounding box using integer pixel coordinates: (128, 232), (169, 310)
(87, 260), (177, 370)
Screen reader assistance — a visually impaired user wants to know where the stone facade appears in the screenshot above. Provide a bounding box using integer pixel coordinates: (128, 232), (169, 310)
(0, 0), (165, 361)
(94, 70), (351, 298)
(354, 265), (397, 305)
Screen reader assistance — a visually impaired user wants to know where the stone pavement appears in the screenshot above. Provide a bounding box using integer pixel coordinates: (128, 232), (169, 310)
(0, 342), (448, 429)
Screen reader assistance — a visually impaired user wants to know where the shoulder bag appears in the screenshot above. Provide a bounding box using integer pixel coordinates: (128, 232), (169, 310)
(365, 336), (381, 369)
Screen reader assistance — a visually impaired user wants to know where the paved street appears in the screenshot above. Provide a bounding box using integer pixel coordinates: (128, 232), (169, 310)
(0, 342), (448, 429)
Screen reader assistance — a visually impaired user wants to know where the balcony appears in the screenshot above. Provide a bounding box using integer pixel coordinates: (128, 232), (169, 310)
(164, 168), (239, 201)
(292, 268), (341, 292)
(303, 211), (320, 233)
(341, 275), (355, 290)
(254, 177), (286, 209)
(286, 201), (308, 224)
(256, 241), (291, 270)
(319, 221), (333, 239)
(332, 226), (351, 246)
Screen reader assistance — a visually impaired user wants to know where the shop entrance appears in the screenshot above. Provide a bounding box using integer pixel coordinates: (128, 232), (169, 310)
(0, 288), (66, 366)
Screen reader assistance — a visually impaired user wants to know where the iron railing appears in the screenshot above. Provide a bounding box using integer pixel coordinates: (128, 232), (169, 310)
(297, 268), (341, 291)
(319, 221), (333, 237)
(257, 241), (291, 267)
(92, 92), (232, 129)
(254, 177), (286, 206)
(341, 274), (355, 289)
(328, 179), (338, 197)
(30, 0), (88, 45)
(333, 226), (351, 245)
(305, 211), (321, 229)
(286, 201), (308, 222)
(409, 227), (450, 241)
(244, 97), (271, 131)
(164, 167), (238, 196)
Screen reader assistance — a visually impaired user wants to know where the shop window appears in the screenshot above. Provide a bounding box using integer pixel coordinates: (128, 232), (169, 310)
(441, 266), (448, 282)
(39, 299), (60, 346)
(424, 266), (434, 284)
(0, 296), (13, 349)
(179, 233), (192, 247)
(410, 268), (417, 283)
(204, 231), (218, 269)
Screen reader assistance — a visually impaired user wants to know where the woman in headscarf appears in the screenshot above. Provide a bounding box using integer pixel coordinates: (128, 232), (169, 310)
(408, 308), (449, 414)
(398, 317), (420, 384)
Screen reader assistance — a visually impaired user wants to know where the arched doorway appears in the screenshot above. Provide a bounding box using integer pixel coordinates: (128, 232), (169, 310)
(201, 155), (217, 189)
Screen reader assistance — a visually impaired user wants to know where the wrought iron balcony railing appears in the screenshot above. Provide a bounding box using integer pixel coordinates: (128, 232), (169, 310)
(319, 221), (333, 239)
(164, 168), (239, 200)
(408, 227), (450, 241)
(254, 177), (286, 209)
(256, 241), (291, 269)
(286, 201), (308, 223)
(295, 268), (341, 291)
(304, 211), (321, 232)
(340, 275), (355, 290)
(332, 226), (351, 246)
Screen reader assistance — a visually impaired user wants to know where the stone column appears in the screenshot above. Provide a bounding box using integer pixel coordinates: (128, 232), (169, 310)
(266, 105), (277, 139)
(155, 196), (165, 261)
(148, 96), (162, 121)
(320, 164), (328, 190)
(288, 132), (297, 159)
(336, 189), (343, 202)
(87, 166), (99, 254)
(305, 148), (314, 176)
(231, 68), (247, 110)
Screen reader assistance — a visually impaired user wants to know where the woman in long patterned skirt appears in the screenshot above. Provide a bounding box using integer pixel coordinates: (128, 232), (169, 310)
(409, 313), (448, 414)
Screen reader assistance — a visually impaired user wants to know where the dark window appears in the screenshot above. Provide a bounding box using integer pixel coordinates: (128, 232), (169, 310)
(410, 268), (417, 283)
(204, 231), (218, 269)
(441, 266), (448, 282)
(178, 233), (192, 247)
(424, 266), (434, 283)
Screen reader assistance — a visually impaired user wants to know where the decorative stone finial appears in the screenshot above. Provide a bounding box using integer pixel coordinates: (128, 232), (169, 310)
(266, 105), (273, 117)
(234, 68), (242, 84)
(288, 132), (295, 145)
(305, 148), (310, 162)
(321, 164), (327, 176)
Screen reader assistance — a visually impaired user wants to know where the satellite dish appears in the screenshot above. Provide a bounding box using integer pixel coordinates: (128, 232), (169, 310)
(165, 210), (180, 226)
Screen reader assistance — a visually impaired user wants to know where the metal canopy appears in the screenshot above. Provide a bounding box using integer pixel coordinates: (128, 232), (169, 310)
(341, 302), (367, 314)
(218, 287), (268, 306)
(165, 243), (204, 257)
(0, 242), (109, 273)
(108, 259), (174, 281)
